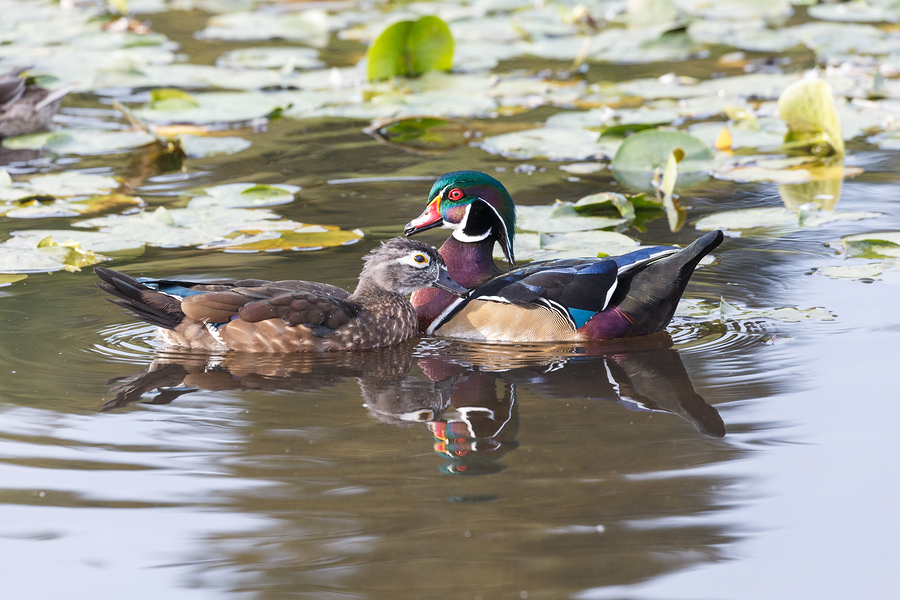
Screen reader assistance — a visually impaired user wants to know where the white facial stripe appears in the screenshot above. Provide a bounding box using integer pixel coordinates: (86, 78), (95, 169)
(450, 203), (494, 242)
(395, 253), (430, 268)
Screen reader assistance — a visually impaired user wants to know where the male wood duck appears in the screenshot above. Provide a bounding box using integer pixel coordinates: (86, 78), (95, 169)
(0, 68), (75, 138)
(95, 238), (467, 352)
(404, 170), (724, 342)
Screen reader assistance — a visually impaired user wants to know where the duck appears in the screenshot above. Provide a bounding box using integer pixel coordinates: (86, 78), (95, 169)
(0, 68), (76, 139)
(95, 237), (468, 352)
(404, 170), (724, 342)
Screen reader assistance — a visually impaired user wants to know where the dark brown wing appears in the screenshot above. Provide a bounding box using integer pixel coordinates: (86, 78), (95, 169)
(237, 291), (358, 336)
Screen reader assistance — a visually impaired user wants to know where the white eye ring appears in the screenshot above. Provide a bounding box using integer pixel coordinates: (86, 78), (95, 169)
(397, 252), (431, 268)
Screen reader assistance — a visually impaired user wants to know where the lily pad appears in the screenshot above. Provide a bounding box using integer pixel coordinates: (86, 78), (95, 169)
(178, 135), (252, 158)
(367, 16), (454, 81)
(778, 78), (845, 157)
(199, 226), (364, 252)
(199, 10), (332, 46)
(516, 202), (627, 233)
(216, 47), (323, 70)
(837, 232), (900, 259)
(675, 297), (834, 323)
(0, 236), (108, 274)
(133, 91), (286, 125)
(695, 206), (880, 234)
(497, 230), (639, 262)
(2, 193), (143, 219)
(478, 127), (617, 161)
(2, 129), (158, 155)
(0, 274), (27, 287)
(611, 129), (714, 191)
(365, 116), (472, 153)
(187, 183), (300, 209)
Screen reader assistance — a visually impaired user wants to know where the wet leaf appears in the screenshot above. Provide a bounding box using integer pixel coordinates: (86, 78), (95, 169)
(200, 10), (331, 46)
(612, 129), (714, 191)
(216, 47), (322, 70)
(178, 134), (251, 158)
(199, 226), (364, 252)
(478, 127), (617, 161)
(0, 236), (108, 274)
(675, 297), (834, 322)
(365, 116), (472, 153)
(134, 91), (287, 125)
(149, 88), (201, 110)
(838, 232), (900, 259)
(8, 230), (146, 255)
(495, 230), (639, 262)
(573, 193), (636, 221)
(367, 16), (454, 81)
(696, 206), (880, 234)
(187, 183), (299, 209)
(778, 78), (845, 157)
(0, 274), (27, 286)
(2, 193), (143, 219)
(517, 202), (627, 233)
(3, 129), (157, 155)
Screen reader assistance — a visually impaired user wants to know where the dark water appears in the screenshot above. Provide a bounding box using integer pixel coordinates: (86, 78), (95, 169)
(3, 10), (900, 600)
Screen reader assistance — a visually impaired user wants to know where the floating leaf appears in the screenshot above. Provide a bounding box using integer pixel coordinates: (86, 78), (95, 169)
(0, 236), (108, 274)
(0, 274), (27, 286)
(2, 193), (143, 218)
(777, 78), (845, 157)
(216, 47), (322, 70)
(478, 127), (617, 161)
(365, 116), (472, 154)
(675, 297), (834, 322)
(149, 88), (201, 110)
(838, 232), (900, 259)
(134, 91), (287, 125)
(187, 183), (299, 209)
(696, 206), (879, 234)
(659, 150), (685, 232)
(516, 202), (627, 233)
(611, 130), (714, 191)
(178, 134), (251, 158)
(367, 16), (454, 81)
(199, 226), (364, 252)
(573, 193), (636, 221)
(8, 230), (146, 255)
(495, 230), (639, 262)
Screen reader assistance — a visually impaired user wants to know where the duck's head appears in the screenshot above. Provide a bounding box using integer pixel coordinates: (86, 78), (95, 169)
(359, 238), (468, 297)
(404, 171), (516, 267)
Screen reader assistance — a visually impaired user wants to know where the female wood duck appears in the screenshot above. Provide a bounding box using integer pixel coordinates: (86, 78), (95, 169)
(404, 171), (724, 342)
(95, 238), (467, 352)
(0, 68), (75, 138)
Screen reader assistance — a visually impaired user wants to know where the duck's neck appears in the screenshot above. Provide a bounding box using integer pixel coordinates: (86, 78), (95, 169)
(350, 281), (403, 305)
(440, 236), (504, 288)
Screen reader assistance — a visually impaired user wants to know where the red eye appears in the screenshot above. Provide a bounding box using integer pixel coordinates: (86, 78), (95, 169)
(447, 188), (464, 201)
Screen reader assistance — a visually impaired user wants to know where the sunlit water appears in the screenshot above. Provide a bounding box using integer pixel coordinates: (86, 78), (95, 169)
(3, 8), (900, 600)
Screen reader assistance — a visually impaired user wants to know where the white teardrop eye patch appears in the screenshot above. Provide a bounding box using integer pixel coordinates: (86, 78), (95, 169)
(397, 252), (431, 267)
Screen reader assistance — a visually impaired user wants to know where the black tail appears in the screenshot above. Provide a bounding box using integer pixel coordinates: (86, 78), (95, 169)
(94, 267), (185, 330)
(591, 230), (724, 338)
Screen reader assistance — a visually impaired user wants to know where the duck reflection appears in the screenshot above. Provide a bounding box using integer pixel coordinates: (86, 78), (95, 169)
(101, 333), (724, 474)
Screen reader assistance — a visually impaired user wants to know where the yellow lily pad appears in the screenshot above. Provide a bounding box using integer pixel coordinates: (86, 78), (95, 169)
(200, 226), (364, 252)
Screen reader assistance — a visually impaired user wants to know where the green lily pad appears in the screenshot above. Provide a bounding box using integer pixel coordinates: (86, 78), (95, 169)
(178, 135), (252, 158)
(20, 172), (120, 197)
(216, 47), (322, 70)
(695, 206), (880, 234)
(838, 232), (900, 259)
(612, 129), (714, 191)
(365, 116), (472, 153)
(200, 10), (331, 46)
(134, 91), (287, 125)
(517, 202), (627, 233)
(187, 183), (300, 209)
(497, 230), (640, 262)
(778, 78), (845, 157)
(149, 88), (201, 110)
(367, 16), (454, 81)
(478, 127), (617, 161)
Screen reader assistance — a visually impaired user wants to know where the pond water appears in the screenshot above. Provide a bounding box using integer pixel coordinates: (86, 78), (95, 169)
(2, 2), (900, 599)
